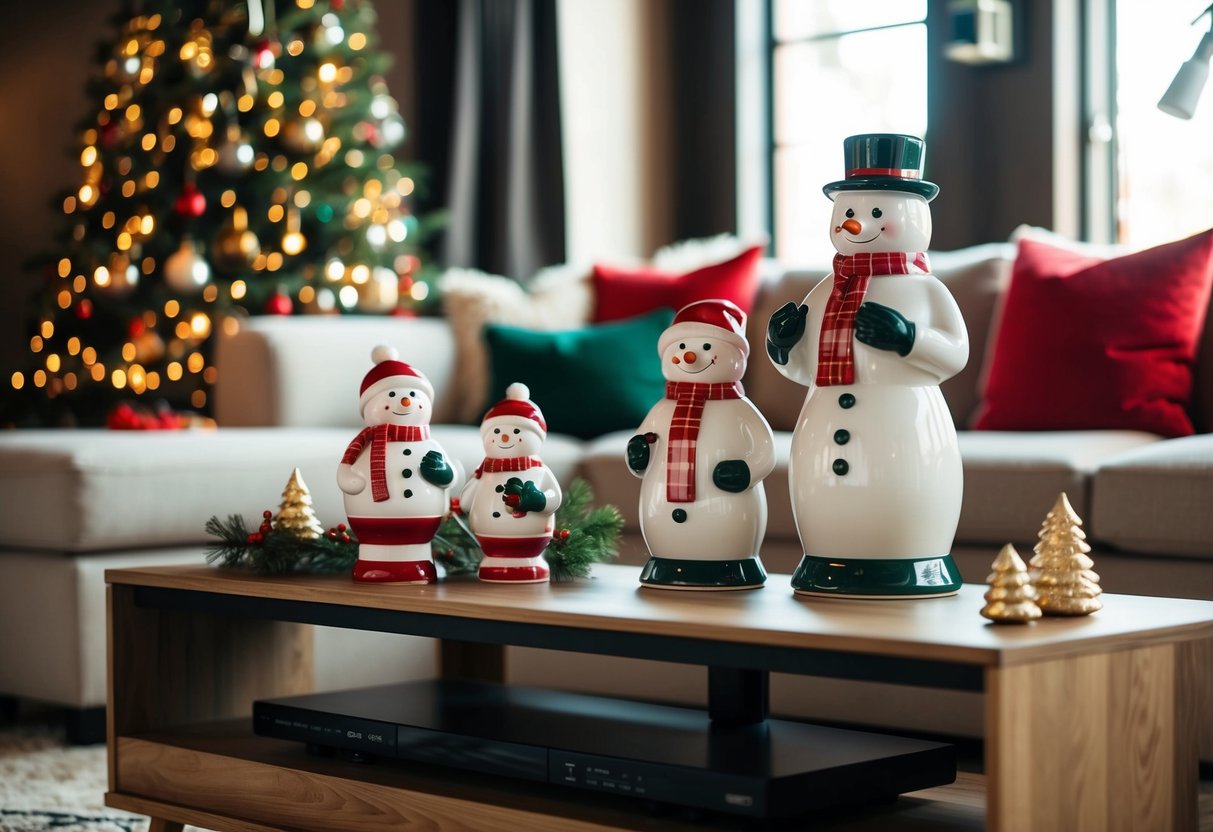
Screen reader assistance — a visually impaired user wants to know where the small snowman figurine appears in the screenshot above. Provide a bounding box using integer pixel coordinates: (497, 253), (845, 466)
(337, 345), (454, 584)
(460, 383), (563, 583)
(627, 299), (775, 590)
(766, 133), (969, 599)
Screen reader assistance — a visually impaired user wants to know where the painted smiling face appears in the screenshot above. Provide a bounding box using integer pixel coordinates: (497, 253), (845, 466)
(362, 383), (433, 428)
(481, 417), (544, 459)
(660, 336), (746, 385)
(830, 191), (932, 256)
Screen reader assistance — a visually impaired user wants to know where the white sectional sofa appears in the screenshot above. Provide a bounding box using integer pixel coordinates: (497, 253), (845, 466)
(1, 243), (1211, 754)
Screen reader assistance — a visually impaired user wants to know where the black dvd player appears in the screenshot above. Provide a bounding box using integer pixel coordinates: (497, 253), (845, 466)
(254, 679), (955, 819)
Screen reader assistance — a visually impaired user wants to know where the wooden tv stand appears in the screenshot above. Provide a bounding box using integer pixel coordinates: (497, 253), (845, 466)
(105, 563), (1213, 831)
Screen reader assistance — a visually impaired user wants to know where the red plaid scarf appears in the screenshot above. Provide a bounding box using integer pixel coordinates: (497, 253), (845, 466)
(815, 251), (929, 386)
(474, 456), (543, 478)
(342, 424), (430, 502)
(665, 381), (744, 503)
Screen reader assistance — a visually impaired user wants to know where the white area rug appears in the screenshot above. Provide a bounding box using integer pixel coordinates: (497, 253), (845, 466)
(0, 722), (205, 832)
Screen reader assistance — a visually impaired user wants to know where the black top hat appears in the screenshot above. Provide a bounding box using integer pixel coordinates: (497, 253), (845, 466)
(822, 133), (939, 202)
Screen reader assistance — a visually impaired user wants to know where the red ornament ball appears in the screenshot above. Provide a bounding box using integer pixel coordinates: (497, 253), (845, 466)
(174, 183), (207, 218)
(264, 290), (293, 315)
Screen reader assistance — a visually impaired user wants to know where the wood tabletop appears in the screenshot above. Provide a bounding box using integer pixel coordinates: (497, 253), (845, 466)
(106, 562), (1213, 668)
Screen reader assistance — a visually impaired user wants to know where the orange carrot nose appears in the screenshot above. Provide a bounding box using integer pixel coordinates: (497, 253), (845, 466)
(401, 398), (411, 407)
(841, 219), (862, 235)
(683, 351), (698, 364)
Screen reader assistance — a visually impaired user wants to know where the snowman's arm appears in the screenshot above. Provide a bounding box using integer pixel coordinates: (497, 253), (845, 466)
(743, 405), (777, 484)
(900, 276), (969, 382)
(626, 408), (663, 478)
(772, 278), (831, 387)
(539, 467), (563, 514)
(459, 475), (481, 512)
(337, 461), (366, 495)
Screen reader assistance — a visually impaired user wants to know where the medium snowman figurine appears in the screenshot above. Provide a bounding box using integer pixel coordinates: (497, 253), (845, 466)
(627, 299), (775, 590)
(460, 383), (563, 583)
(767, 133), (969, 599)
(337, 345), (455, 584)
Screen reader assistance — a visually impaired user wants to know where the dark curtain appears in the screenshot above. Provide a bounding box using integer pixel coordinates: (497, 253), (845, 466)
(416, 0), (565, 282)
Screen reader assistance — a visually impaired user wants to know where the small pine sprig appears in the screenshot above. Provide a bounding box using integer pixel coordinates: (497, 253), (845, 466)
(546, 479), (623, 581)
(432, 517), (481, 576)
(205, 513), (358, 576)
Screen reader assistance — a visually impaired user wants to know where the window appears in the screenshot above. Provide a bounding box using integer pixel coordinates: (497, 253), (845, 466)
(770, 1), (928, 266)
(1114, 2), (1213, 247)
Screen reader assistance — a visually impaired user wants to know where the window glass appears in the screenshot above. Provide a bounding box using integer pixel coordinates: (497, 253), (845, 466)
(774, 0), (927, 42)
(772, 23), (927, 265)
(1115, 2), (1213, 246)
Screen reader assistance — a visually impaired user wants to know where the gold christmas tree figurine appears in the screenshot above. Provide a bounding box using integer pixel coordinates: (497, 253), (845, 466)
(981, 544), (1042, 623)
(273, 468), (325, 540)
(1030, 492), (1102, 616)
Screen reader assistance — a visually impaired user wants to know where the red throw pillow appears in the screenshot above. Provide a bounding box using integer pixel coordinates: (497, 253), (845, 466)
(973, 230), (1213, 437)
(591, 244), (764, 323)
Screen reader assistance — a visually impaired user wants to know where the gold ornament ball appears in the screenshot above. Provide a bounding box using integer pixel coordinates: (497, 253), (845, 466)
(212, 207), (261, 271)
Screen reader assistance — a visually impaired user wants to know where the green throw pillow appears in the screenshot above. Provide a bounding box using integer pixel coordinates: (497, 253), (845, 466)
(483, 308), (675, 439)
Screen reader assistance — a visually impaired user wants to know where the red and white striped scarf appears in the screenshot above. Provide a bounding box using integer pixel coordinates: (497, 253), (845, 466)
(342, 424), (430, 502)
(474, 456), (543, 478)
(815, 251), (929, 387)
(665, 380), (743, 503)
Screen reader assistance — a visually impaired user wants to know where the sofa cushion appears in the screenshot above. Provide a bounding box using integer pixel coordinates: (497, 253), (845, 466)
(213, 315), (459, 428)
(973, 230), (1213, 437)
(1092, 435), (1213, 559)
(0, 427), (586, 553)
(955, 430), (1160, 545)
(591, 243), (763, 323)
(483, 309), (674, 439)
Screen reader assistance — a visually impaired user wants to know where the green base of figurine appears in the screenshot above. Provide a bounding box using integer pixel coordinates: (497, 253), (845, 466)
(639, 556), (767, 591)
(791, 554), (962, 599)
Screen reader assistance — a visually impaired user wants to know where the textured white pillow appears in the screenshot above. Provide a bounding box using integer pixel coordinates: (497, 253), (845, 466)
(438, 262), (593, 423)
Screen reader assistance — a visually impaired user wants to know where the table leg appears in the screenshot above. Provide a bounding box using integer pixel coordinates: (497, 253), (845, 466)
(985, 642), (1198, 832)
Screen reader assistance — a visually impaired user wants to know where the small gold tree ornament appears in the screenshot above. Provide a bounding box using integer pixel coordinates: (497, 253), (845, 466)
(1030, 492), (1102, 616)
(981, 544), (1042, 623)
(273, 468), (325, 540)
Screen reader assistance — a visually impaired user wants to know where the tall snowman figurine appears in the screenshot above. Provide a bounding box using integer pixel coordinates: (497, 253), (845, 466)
(460, 383), (563, 583)
(628, 299), (775, 590)
(338, 345), (455, 584)
(767, 133), (968, 599)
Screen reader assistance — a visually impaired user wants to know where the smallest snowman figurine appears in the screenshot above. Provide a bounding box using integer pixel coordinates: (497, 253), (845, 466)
(460, 383), (563, 583)
(628, 299), (775, 590)
(337, 346), (455, 584)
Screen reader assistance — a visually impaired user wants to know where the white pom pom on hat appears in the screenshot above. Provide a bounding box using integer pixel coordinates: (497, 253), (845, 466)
(359, 344), (434, 407)
(483, 381), (547, 433)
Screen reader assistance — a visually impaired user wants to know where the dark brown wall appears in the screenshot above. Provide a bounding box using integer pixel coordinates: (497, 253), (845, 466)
(926, 0), (1058, 249)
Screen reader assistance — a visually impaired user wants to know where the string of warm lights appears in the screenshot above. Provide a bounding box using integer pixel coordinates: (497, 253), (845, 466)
(12, 0), (431, 422)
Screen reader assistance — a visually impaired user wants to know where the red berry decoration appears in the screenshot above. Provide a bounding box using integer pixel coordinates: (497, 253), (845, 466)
(558, 529), (571, 540)
(263, 510), (273, 520)
(174, 182), (207, 218)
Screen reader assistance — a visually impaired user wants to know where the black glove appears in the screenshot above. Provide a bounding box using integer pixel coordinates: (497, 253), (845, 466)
(419, 450), (454, 486)
(627, 433), (655, 473)
(855, 302), (916, 356)
(502, 477), (546, 513)
(712, 459), (751, 493)
(767, 302), (808, 365)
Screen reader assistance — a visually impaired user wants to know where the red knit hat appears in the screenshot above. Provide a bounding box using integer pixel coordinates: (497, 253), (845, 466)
(359, 345), (434, 409)
(658, 299), (749, 357)
(482, 382), (547, 434)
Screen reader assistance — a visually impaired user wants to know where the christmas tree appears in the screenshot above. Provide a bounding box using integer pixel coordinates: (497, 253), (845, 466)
(10, 0), (435, 426)
(273, 467), (324, 539)
(1030, 493), (1103, 616)
(981, 543), (1042, 624)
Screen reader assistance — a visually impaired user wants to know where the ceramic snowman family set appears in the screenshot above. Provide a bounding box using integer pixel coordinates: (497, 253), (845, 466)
(632, 134), (970, 599)
(337, 346), (560, 585)
(337, 134), (969, 600)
